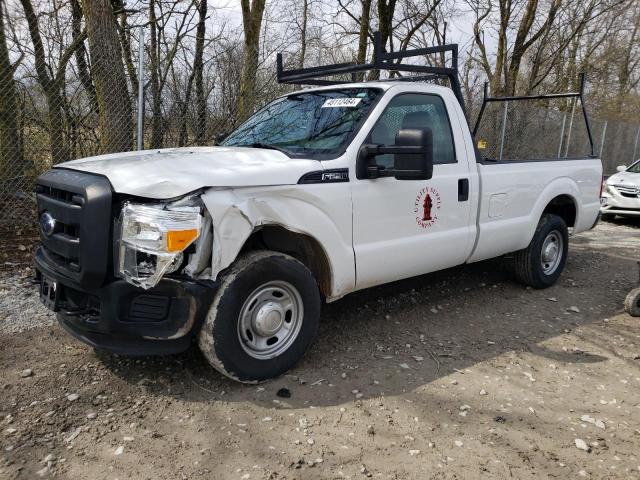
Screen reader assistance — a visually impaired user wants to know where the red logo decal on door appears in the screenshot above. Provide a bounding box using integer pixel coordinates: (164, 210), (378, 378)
(414, 187), (441, 228)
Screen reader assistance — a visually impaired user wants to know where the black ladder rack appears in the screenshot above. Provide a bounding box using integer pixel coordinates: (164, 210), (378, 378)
(276, 32), (595, 159)
(276, 31), (467, 115)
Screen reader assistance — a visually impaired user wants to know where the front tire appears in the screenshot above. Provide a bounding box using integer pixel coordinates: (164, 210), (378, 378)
(514, 214), (568, 289)
(624, 288), (640, 317)
(198, 250), (321, 383)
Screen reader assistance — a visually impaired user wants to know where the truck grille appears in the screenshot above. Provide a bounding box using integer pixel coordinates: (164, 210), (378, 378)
(36, 184), (83, 271)
(36, 169), (113, 289)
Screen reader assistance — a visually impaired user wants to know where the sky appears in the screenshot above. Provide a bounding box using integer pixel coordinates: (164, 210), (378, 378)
(209, 0), (491, 56)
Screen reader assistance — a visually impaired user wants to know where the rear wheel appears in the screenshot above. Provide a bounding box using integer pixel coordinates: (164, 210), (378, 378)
(514, 214), (568, 289)
(198, 250), (321, 383)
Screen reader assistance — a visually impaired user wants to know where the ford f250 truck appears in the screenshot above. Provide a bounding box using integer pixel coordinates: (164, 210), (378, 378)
(34, 35), (602, 382)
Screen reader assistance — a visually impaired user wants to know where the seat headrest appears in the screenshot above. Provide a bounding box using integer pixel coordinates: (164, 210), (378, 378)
(402, 111), (432, 129)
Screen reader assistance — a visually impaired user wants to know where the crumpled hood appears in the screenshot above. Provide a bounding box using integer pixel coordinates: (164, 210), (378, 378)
(56, 146), (323, 198)
(606, 170), (640, 187)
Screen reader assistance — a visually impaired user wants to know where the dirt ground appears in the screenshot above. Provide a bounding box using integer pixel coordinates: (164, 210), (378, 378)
(1, 219), (639, 480)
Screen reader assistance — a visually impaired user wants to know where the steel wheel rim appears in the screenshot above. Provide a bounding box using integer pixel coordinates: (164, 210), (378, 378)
(541, 230), (563, 275)
(237, 280), (304, 360)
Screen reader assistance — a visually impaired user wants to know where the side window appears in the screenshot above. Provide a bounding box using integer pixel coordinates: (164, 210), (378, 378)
(368, 93), (456, 168)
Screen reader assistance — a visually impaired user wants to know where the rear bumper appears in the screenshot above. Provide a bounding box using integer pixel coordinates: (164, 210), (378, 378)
(35, 246), (216, 355)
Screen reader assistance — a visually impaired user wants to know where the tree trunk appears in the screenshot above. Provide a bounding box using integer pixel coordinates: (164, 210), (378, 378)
(178, 72), (196, 146)
(19, 0), (71, 164)
(111, 0), (139, 98)
(504, 0), (559, 95)
(0, 0), (25, 182)
(71, 0), (99, 116)
(148, 0), (163, 148)
(368, 0), (396, 80)
(298, 0), (308, 69)
(356, 0), (372, 80)
(236, 0), (266, 124)
(83, 0), (132, 153)
(194, 0), (207, 144)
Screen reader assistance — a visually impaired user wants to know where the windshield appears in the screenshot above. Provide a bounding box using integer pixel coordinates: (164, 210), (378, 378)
(223, 88), (382, 157)
(627, 160), (640, 173)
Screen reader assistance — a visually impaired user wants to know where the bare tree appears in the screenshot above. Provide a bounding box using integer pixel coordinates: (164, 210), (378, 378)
(148, 0), (197, 148)
(0, 0), (24, 180)
(368, 0), (396, 79)
(177, 0), (209, 146)
(357, 0), (372, 76)
(236, 0), (266, 123)
(298, 0), (309, 68)
(0, 0), (638, 208)
(83, 0), (132, 152)
(194, 0), (207, 143)
(19, 0), (86, 164)
(71, 0), (98, 116)
(470, 0), (561, 95)
(148, 0), (162, 147)
(112, 0), (139, 98)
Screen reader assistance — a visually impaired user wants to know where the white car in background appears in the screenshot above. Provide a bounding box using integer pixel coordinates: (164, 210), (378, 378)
(601, 160), (640, 219)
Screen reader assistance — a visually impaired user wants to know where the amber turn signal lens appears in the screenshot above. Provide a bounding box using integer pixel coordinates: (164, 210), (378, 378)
(166, 229), (198, 252)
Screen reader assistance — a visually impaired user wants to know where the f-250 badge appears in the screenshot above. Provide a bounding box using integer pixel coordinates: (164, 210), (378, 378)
(414, 187), (441, 229)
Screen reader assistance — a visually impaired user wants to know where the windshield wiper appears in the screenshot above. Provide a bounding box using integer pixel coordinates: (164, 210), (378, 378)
(238, 142), (291, 155)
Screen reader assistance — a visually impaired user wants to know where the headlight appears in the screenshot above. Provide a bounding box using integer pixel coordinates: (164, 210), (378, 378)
(117, 201), (202, 289)
(603, 183), (613, 195)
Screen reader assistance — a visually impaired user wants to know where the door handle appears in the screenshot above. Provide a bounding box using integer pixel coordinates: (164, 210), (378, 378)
(458, 179), (469, 201)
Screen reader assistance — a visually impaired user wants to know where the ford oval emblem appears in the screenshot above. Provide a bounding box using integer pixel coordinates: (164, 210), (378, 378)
(40, 211), (56, 237)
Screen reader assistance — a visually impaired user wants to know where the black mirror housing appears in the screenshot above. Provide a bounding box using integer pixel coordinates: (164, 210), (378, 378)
(393, 128), (433, 180)
(355, 127), (434, 180)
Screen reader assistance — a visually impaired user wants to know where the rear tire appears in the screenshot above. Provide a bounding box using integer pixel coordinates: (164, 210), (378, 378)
(514, 214), (568, 289)
(198, 250), (321, 383)
(624, 288), (640, 317)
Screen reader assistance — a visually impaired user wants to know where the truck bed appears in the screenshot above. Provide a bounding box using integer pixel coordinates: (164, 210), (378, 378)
(468, 157), (602, 263)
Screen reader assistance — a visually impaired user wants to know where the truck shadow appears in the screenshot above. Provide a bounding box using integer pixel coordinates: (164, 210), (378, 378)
(95, 240), (636, 409)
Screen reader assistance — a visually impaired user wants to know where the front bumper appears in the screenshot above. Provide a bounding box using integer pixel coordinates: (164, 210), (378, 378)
(601, 186), (640, 217)
(35, 247), (216, 355)
(600, 203), (640, 217)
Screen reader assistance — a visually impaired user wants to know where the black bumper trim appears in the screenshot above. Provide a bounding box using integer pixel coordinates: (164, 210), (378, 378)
(36, 246), (217, 355)
(57, 316), (194, 355)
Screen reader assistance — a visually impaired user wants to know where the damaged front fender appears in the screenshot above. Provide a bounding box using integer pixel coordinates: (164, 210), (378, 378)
(198, 186), (355, 301)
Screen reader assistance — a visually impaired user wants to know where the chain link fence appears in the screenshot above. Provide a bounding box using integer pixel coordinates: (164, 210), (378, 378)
(473, 97), (640, 172)
(1, 22), (639, 229)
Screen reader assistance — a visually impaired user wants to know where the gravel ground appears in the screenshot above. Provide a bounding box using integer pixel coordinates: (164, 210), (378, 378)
(1, 218), (639, 480)
(0, 272), (54, 334)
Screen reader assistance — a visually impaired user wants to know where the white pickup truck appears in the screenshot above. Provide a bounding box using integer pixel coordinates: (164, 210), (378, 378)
(34, 38), (602, 382)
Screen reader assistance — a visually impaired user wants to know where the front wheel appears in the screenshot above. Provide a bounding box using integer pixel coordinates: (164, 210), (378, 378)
(514, 214), (569, 289)
(198, 250), (321, 383)
(625, 288), (640, 317)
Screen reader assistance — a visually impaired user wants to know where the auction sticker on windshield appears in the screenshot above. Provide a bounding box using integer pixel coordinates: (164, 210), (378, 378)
(322, 98), (362, 108)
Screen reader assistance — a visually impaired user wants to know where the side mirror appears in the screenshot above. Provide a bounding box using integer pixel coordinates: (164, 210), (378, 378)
(356, 128), (434, 180)
(616, 165), (627, 172)
(393, 128), (433, 180)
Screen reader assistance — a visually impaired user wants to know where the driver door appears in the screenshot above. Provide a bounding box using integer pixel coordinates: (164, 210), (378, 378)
(351, 92), (475, 290)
